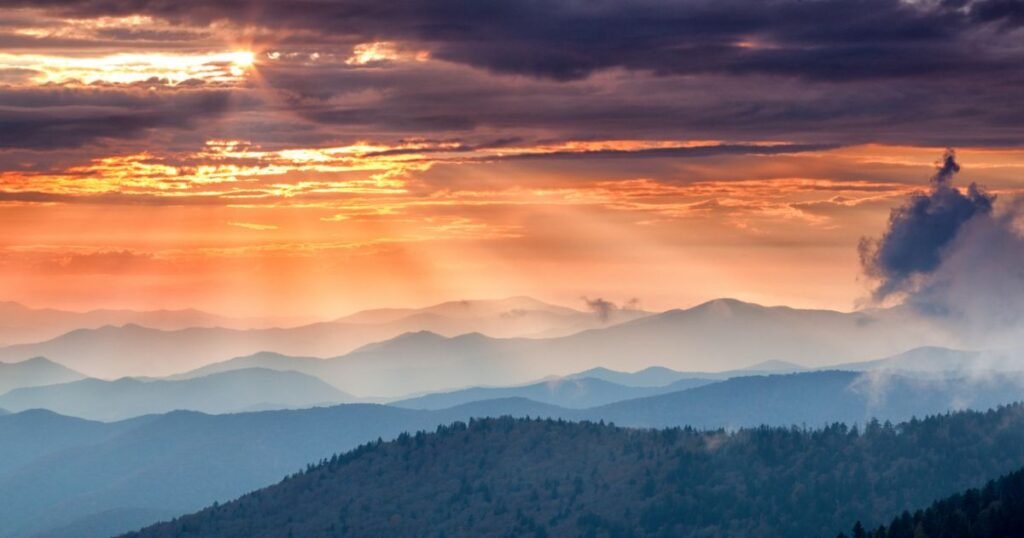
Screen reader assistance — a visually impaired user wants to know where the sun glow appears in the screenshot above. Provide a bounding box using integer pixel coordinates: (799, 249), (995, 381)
(345, 42), (402, 65)
(0, 50), (257, 86)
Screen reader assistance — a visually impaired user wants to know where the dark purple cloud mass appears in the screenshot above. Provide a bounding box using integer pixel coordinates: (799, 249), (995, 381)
(0, 87), (236, 149)
(2, 0), (1024, 155)
(860, 150), (995, 300)
(8, 0), (1022, 82)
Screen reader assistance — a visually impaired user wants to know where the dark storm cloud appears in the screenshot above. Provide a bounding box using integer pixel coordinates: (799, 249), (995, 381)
(860, 150), (996, 300)
(0, 32), (205, 51)
(850, 150), (1024, 343)
(6, 0), (1020, 82)
(857, 154), (1024, 342)
(5, 0), (1024, 160)
(491, 143), (841, 161)
(970, 0), (1024, 25)
(0, 87), (235, 149)
(252, 59), (1024, 148)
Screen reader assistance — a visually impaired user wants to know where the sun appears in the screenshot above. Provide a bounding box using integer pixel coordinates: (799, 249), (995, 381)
(232, 50), (256, 67)
(227, 50), (256, 76)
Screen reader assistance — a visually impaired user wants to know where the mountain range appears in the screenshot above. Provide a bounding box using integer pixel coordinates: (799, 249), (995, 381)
(0, 297), (649, 378)
(0, 295), (1015, 538)
(334, 295), (649, 337)
(0, 399), (563, 538)
(1, 347), (1005, 422)
(577, 370), (1024, 429)
(0, 368), (352, 421)
(0, 357), (86, 394)
(166, 299), (957, 397)
(390, 375), (714, 410)
(4, 366), (1024, 536)
(0, 301), (276, 347)
(390, 360), (810, 410)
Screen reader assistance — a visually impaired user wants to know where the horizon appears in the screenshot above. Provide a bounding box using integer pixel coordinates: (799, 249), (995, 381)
(0, 293), (879, 320)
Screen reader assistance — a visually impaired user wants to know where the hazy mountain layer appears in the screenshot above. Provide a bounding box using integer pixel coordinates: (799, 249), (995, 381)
(0, 409), (156, 477)
(566, 360), (807, 386)
(391, 376), (713, 410)
(0, 357), (86, 395)
(0, 297), (645, 379)
(0, 301), (273, 347)
(0, 368), (352, 421)
(578, 370), (1024, 429)
(172, 299), (953, 397)
(336, 296), (648, 336)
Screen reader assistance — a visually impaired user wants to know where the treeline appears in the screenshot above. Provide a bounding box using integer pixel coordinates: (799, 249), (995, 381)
(841, 467), (1024, 538)
(125, 404), (1024, 538)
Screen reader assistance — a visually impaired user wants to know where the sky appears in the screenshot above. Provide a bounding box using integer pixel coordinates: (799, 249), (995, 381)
(2, 0), (1024, 318)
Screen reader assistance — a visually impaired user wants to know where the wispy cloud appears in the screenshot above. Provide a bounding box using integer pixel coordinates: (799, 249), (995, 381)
(227, 221), (277, 231)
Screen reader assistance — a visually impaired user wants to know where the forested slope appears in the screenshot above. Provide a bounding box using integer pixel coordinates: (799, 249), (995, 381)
(128, 404), (1024, 537)
(841, 467), (1024, 538)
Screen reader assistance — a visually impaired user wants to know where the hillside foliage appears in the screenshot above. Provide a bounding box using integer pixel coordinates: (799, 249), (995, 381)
(841, 467), (1024, 538)
(127, 404), (1024, 537)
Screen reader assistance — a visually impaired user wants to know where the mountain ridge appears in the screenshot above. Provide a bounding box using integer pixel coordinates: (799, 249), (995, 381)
(0, 368), (352, 421)
(0, 296), (650, 379)
(122, 405), (1024, 538)
(0, 356), (87, 395)
(163, 298), (951, 396)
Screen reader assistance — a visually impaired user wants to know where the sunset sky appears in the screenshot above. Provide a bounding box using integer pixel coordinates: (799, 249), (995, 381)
(2, 0), (1024, 318)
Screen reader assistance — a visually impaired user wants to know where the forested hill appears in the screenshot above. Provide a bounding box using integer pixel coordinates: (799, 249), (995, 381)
(841, 467), (1024, 538)
(127, 404), (1024, 538)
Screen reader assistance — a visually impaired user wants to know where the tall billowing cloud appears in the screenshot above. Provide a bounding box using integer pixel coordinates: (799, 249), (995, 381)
(861, 150), (1024, 343)
(859, 150), (995, 300)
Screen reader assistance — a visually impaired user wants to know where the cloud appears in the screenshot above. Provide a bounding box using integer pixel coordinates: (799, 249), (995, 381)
(489, 143), (841, 162)
(251, 58), (1024, 149)
(0, 86), (236, 149)
(859, 150), (995, 300)
(860, 150), (1024, 345)
(228, 221), (278, 231)
(39, 249), (158, 274)
(9, 0), (1017, 82)
(581, 296), (640, 323)
(582, 297), (616, 323)
(970, 0), (1024, 26)
(907, 200), (1024, 338)
(5, 1), (1024, 156)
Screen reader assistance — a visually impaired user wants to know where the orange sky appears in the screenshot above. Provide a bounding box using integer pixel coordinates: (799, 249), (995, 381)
(4, 141), (1024, 318)
(3, 6), (1024, 318)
